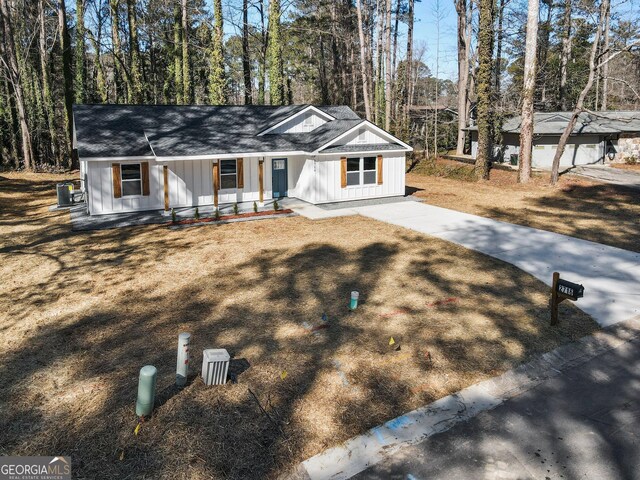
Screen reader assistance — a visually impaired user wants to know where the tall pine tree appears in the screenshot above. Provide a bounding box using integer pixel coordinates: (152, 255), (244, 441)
(208, 0), (226, 104)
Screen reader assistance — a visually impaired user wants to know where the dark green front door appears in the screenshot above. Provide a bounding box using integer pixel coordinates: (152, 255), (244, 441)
(272, 158), (288, 198)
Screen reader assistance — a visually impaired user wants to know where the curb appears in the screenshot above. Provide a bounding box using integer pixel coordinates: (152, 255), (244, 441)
(285, 315), (640, 480)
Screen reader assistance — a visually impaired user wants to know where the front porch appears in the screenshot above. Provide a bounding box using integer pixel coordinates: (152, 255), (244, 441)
(71, 198), (298, 231)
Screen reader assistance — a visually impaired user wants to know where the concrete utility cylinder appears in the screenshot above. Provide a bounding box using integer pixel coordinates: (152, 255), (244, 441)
(135, 365), (157, 417)
(350, 291), (359, 310)
(176, 332), (191, 387)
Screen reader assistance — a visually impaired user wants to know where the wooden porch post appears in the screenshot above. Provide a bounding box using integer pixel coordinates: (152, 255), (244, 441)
(163, 165), (169, 211)
(212, 161), (219, 207)
(258, 158), (264, 203)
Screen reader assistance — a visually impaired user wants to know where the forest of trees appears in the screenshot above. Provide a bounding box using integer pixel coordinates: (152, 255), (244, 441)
(0, 0), (639, 173)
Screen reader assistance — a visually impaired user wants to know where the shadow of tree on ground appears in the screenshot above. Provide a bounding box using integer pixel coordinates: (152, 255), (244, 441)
(0, 173), (598, 479)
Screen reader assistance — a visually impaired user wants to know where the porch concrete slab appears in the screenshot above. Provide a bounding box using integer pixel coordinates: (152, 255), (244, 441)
(70, 199), (285, 231)
(286, 196), (418, 220)
(351, 202), (640, 327)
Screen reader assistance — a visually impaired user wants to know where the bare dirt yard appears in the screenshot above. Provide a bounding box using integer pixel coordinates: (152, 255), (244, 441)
(0, 172), (597, 479)
(408, 159), (640, 253)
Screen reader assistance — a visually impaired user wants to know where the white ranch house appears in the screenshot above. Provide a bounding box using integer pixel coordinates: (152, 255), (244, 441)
(73, 104), (412, 215)
(467, 111), (640, 168)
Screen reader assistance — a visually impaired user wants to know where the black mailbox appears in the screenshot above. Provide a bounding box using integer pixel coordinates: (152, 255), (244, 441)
(556, 279), (584, 301)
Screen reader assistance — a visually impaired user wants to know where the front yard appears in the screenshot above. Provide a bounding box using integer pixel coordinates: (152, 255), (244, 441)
(0, 172), (597, 479)
(408, 160), (640, 252)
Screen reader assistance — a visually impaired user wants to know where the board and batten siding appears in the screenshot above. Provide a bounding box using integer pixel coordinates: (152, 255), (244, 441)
(87, 159), (164, 215)
(340, 126), (390, 146)
(304, 154), (405, 204)
(268, 111), (328, 134)
(85, 152), (405, 214)
(86, 156), (311, 214)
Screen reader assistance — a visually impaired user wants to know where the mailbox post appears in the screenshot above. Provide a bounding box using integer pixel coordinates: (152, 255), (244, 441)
(550, 271), (584, 326)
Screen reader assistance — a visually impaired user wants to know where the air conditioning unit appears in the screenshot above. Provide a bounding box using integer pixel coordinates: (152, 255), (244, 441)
(201, 349), (230, 386)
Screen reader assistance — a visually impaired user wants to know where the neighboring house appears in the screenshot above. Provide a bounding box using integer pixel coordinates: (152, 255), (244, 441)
(73, 104), (412, 216)
(467, 111), (640, 169)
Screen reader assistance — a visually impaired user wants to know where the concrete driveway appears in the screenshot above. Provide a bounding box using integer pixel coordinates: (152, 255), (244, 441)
(352, 202), (640, 327)
(572, 165), (640, 189)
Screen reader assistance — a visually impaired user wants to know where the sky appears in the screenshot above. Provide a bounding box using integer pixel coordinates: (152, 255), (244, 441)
(411, 0), (460, 80)
(221, 0), (461, 81)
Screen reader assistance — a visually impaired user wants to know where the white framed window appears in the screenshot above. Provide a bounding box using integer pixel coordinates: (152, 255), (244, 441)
(220, 159), (237, 189)
(356, 128), (367, 144)
(121, 163), (142, 196)
(346, 156), (377, 186)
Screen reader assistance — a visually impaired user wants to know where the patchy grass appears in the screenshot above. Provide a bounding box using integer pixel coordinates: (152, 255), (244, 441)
(407, 162), (640, 253)
(410, 157), (478, 181)
(0, 172), (597, 479)
(611, 163), (640, 171)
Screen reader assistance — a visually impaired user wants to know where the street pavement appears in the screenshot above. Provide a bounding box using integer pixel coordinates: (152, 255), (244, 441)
(354, 331), (640, 480)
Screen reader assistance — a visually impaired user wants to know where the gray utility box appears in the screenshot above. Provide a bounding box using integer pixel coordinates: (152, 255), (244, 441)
(56, 182), (74, 207)
(201, 349), (230, 386)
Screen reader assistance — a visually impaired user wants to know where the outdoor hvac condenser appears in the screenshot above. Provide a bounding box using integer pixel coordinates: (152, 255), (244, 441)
(201, 348), (230, 386)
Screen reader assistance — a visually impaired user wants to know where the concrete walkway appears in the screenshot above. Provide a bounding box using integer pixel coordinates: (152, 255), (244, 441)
(572, 164), (640, 190)
(350, 201), (640, 328)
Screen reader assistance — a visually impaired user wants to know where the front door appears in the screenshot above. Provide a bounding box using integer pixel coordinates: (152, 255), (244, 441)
(272, 158), (288, 198)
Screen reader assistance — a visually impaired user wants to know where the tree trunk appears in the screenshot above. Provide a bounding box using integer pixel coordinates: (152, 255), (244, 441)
(39, 0), (59, 167)
(550, 0), (609, 185)
(173, 4), (182, 103)
(494, 0), (505, 96)
(538, 1), (553, 105)
(403, 0), (414, 135)
(181, 0), (191, 103)
(601, 1), (610, 110)
(88, 30), (108, 102)
(558, 0), (572, 110)
(127, 0), (143, 102)
(242, 0), (252, 104)
(58, 0), (73, 165)
(374, 0), (384, 125)
(384, 0), (392, 130)
(1, 0), (33, 170)
(267, 0), (284, 105)
(475, 0), (494, 180)
(518, 0), (539, 183)
(455, 0), (469, 154)
(391, 0), (400, 120)
(209, 0), (226, 104)
(356, 0), (372, 120)
(74, 0), (85, 104)
(110, 0), (129, 103)
(257, 0), (267, 104)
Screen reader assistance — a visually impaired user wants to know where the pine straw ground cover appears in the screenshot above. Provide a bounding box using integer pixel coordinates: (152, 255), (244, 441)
(408, 159), (640, 253)
(0, 172), (597, 479)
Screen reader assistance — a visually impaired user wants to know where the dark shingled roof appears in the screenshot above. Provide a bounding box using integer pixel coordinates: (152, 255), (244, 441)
(73, 104), (370, 158)
(466, 111), (640, 135)
(320, 143), (405, 153)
